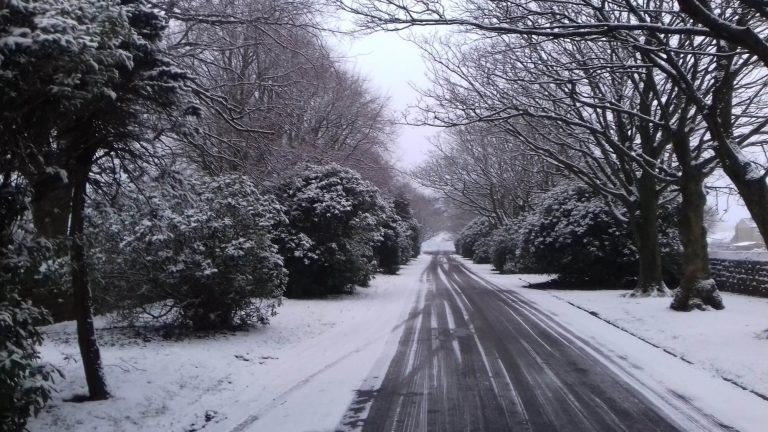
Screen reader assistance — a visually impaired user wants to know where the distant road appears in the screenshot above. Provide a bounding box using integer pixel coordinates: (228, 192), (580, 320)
(338, 253), (721, 432)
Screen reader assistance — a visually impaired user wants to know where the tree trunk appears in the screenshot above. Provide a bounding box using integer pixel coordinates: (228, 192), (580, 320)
(30, 170), (73, 239)
(670, 163), (724, 311)
(628, 172), (669, 297)
(70, 166), (109, 400)
(628, 70), (671, 297)
(26, 170), (76, 321)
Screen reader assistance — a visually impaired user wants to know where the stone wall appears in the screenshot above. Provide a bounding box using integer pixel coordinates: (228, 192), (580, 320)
(710, 259), (768, 298)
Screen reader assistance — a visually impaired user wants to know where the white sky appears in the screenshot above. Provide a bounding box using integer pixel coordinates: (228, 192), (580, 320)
(331, 30), (439, 169)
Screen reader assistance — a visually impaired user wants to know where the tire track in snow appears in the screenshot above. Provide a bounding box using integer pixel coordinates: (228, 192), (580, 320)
(339, 253), (734, 431)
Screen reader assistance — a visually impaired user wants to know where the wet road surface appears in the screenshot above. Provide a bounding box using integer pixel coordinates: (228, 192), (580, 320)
(338, 253), (720, 432)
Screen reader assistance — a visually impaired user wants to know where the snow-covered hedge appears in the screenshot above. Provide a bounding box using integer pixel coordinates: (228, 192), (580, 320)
(454, 185), (681, 284)
(376, 217), (410, 274)
(472, 235), (494, 264)
(515, 185), (638, 284)
(394, 192), (422, 261)
(454, 217), (496, 260)
(376, 195), (421, 274)
(88, 172), (286, 331)
(0, 290), (60, 431)
(276, 164), (393, 297)
(487, 222), (521, 273)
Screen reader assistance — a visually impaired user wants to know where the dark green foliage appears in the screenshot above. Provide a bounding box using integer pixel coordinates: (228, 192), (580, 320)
(1, 0), (195, 329)
(375, 193), (422, 274)
(277, 164), (391, 297)
(376, 223), (403, 275)
(409, 222), (422, 258)
(0, 290), (60, 432)
(0, 0), (195, 165)
(454, 217), (495, 259)
(1, 183), (70, 321)
(488, 222), (520, 273)
(474, 185), (682, 285)
(516, 185), (638, 284)
(88, 173), (287, 331)
(392, 192), (422, 260)
(0, 183), (24, 248)
(0, 184), (60, 431)
(472, 236), (493, 264)
(376, 216), (420, 274)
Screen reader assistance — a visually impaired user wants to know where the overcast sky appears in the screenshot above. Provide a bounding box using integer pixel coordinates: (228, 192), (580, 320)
(331, 30), (439, 169)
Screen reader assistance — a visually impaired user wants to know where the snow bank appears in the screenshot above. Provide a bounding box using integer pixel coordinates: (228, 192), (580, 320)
(421, 231), (455, 252)
(29, 256), (430, 432)
(548, 289), (768, 397)
(460, 259), (768, 432)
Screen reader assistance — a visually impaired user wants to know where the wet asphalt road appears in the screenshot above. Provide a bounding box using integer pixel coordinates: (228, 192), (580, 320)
(338, 253), (703, 432)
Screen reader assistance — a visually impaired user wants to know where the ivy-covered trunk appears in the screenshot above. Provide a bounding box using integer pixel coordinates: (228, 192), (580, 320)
(20, 167), (77, 322)
(30, 170), (72, 240)
(0, 179), (25, 250)
(69, 163), (109, 400)
(629, 170), (669, 297)
(669, 157), (724, 311)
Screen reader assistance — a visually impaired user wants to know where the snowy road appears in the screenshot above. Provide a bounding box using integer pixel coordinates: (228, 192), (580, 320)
(338, 254), (734, 432)
(31, 250), (764, 432)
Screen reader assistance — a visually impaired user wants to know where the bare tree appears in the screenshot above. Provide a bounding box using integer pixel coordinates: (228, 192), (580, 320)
(406, 33), (686, 296)
(676, 0), (768, 67)
(162, 0), (396, 185)
(414, 124), (560, 225)
(341, 0), (768, 276)
(341, 0), (768, 309)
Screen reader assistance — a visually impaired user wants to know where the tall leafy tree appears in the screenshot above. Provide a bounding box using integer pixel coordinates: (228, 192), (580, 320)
(277, 164), (391, 297)
(0, 0), (194, 399)
(0, 180), (60, 430)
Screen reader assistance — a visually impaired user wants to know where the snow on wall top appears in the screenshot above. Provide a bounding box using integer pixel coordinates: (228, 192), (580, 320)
(709, 249), (768, 262)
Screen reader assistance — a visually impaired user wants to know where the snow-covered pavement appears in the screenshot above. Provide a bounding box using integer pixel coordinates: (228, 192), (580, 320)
(29, 255), (430, 432)
(420, 231), (455, 253)
(548, 288), (768, 398)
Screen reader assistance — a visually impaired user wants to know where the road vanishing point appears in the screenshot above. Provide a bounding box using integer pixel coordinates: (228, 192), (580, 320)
(338, 253), (731, 432)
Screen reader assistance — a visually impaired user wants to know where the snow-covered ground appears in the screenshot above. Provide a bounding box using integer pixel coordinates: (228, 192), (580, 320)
(548, 289), (768, 398)
(29, 244), (768, 432)
(29, 255), (430, 432)
(461, 259), (768, 432)
(420, 231), (454, 252)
